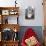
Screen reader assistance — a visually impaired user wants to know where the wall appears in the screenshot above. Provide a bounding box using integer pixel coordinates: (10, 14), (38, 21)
(18, 0), (44, 26)
(0, 0), (44, 26)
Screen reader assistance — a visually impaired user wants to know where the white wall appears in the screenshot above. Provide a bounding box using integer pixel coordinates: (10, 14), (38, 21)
(0, 0), (44, 26)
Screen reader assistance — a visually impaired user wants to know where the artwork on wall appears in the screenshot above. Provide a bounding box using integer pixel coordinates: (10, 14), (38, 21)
(25, 6), (35, 19)
(2, 10), (9, 15)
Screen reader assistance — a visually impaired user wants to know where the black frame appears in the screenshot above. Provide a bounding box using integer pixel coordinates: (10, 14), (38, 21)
(25, 7), (35, 19)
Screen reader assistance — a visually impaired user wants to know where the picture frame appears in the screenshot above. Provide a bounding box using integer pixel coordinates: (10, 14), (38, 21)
(25, 6), (35, 19)
(9, 10), (18, 15)
(2, 10), (9, 15)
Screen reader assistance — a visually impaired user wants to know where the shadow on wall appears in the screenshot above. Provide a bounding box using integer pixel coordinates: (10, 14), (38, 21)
(18, 26), (44, 44)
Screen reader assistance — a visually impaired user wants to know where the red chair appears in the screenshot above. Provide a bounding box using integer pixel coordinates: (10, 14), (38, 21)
(21, 28), (41, 46)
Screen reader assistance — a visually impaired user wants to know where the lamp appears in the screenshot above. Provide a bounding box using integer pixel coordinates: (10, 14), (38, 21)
(25, 6), (35, 19)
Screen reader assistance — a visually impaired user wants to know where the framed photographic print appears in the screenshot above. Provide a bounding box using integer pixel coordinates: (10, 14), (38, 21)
(2, 10), (9, 15)
(25, 6), (35, 19)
